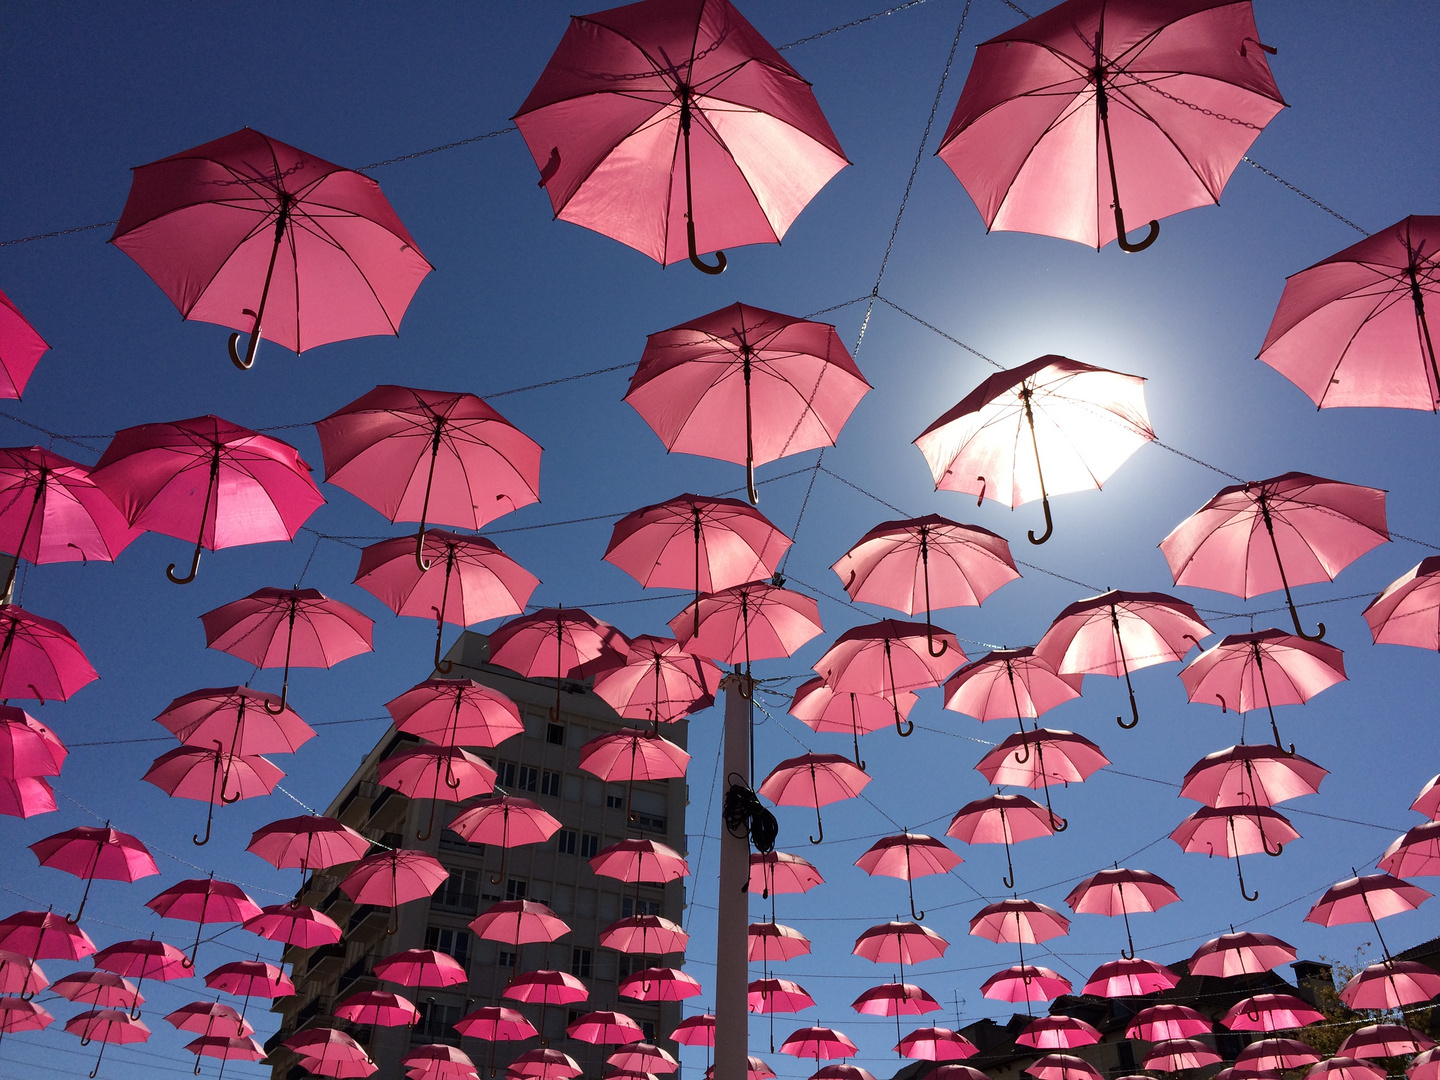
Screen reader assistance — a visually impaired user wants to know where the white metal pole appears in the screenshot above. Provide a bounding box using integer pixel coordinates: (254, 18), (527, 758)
(713, 671), (753, 1080)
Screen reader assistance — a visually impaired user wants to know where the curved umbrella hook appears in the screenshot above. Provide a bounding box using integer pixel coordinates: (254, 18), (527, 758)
(264, 601), (299, 715)
(1252, 645), (1295, 754)
(885, 640), (913, 737)
(68, 869), (98, 926)
(907, 872), (924, 923)
(1093, 38), (1159, 254)
(1227, 815), (1260, 901)
(88, 1035), (108, 1078)
(848, 694), (866, 771)
(1027, 496), (1054, 546)
(1258, 496), (1324, 640)
(1001, 827), (1017, 890)
(226, 195), (290, 370)
(1034, 737), (1068, 832)
(413, 418), (447, 572)
(489, 807), (511, 886)
(194, 741), (227, 845)
(432, 548), (458, 675)
(1005, 664), (1031, 764)
(680, 92), (725, 275)
(1020, 390), (1055, 544)
(808, 764), (824, 844)
(920, 536), (947, 658)
(1118, 894), (1135, 960)
(1111, 606), (1140, 729)
(169, 447), (221, 585)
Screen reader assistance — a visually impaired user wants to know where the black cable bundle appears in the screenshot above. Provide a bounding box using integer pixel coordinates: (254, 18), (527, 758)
(722, 772), (778, 856)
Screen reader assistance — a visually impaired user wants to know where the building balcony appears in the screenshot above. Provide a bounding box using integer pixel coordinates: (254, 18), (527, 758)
(305, 942), (346, 976)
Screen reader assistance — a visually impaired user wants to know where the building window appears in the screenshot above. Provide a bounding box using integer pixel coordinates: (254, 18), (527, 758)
(618, 955), (659, 979)
(433, 868), (479, 915)
(622, 897), (660, 919)
(541, 771), (562, 797)
(416, 1000), (462, 1044)
(634, 811), (666, 833)
(424, 926), (471, 969)
(556, 830), (577, 855)
(497, 949), (517, 968)
(641, 1020), (656, 1042)
(580, 833), (601, 859)
(571, 948), (593, 979)
(506, 879), (528, 901)
(494, 761), (517, 787)
(606, 791), (625, 810)
(517, 766), (538, 793)
(547, 723), (566, 745)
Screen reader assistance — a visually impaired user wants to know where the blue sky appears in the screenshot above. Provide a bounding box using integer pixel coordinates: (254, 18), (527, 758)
(2, 2), (1439, 1078)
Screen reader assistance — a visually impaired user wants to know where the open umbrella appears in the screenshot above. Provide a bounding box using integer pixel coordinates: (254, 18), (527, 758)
(600, 915), (688, 955)
(1171, 805), (1299, 900)
(832, 515), (1019, 655)
(165, 1000), (254, 1039)
(706, 1057), (773, 1080)
(65, 1008), (150, 1079)
(593, 634), (721, 728)
(241, 903), (342, 950)
(812, 620), (961, 737)
(914, 356), (1154, 544)
(1160, 472), (1388, 640)
(515, 0), (847, 272)
(203, 959), (294, 1011)
(335, 990), (421, 1028)
(146, 876), (261, 969)
(377, 744), (497, 839)
(284, 1027), (376, 1078)
(187, 1034), (265, 1072)
(749, 921), (809, 963)
(0, 775), (54, 818)
(246, 815), (369, 881)
(1221, 994), (1324, 1032)
(1340, 1025), (1434, 1060)
(502, 970), (588, 1045)
(942, 648), (1081, 756)
(1035, 589), (1208, 729)
(454, 1004), (536, 1077)
(578, 727), (689, 822)
(1127, 1005), (1211, 1042)
(372, 948), (468, 988)
(980, 966), (1072, 1004)
(200, 587), (373, 712)
(51, 971), (137, 1010)
(788, 679), (915, 770)
(1380, 821), (1440, 877)
(29, 824), (158, 924)
(488, 607), (629, 720)
(0, 605), (98, 703)
(111, 128), (431, 370)
(1084, 957), (1180, 997)
(1181, 744), (1328, 807)
(854, 833), (960, 921)
(853, 922), (949, 971)
(1340, 961), (1440, 1009)
(567, 1010), (643, 1080)
(619, 967), (702, 1002)
(92, 938), (191, 1019)
(936, 0), (1284, 251)
(0, 996), (53, 1036)
(896, 1027), (978, 1061)
(779, 1026), (858, 1063)
(590, 838), (690, 883)
(1233, 1042), (1318, 1072)
(0, 287), (49, 398)
(1413, 1049), (1440, 1080)
(947, 793), (1057, 888)
(609, 1043), (678, 1075)
(759, 753), (870, 845)
(974, 729), (1109, 833)
(1305, 872), (1431, 963)
(749, 978), (816, 1014)
(969, 898), (1071, 946)
(142, 744), (282, 846)
(448, 794), (561, 889)
(1260, 216), (1440, 409)
(1187, 931), (1296, 977)
(509, 1048), (581, 1080)
(1024, 1056), (1101, 1080)
(340, 849), (449, 933)
(1364, 556), (1440, 650)
(152, 686), (315, 757)
(1146, 1039), (1221, 1072)
(469, 900), (570, 984)
(0, 707), (66, 778)
(627, 303), (869, 503)
(1065, 867), (1181, 959)
(91, 415), (324, 584)
(1018, 1017), (1100, 1050)
(674, 582), (823, 670)
(0, 910), (93, 1001)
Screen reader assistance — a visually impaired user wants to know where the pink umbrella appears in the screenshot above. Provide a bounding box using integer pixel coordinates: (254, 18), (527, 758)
(65, 1008), (150, 1079)
(164, 1000), (253, 1038)
(942, 647), (1082, 753)
(152, 686), (315, 757)
(896, 1027), (977, 1061)
(1341, 1025), (1434, 1060)
(0, 909), (96, 968)
(1083, 957), (1180, 997)
(1381, 820), (1440, 877)
(592, 634), (722, 727)
(779, 1027), (858, 1063)
(0, 706), (66, 778)
(1035, 589), (1208, 729)
(404, 1044), (479, 1080)
(142, 744), (282, 846)
(1413, 1049), (1440, 1080)
(0, 604), (98, 703)
(501, 969), (588, 1013)
(340, 849), (449, 932)
(600, 914), (688, 955)
(1414, 775), (1440, 820)
(29, 824), (158, 923)
(853, 982), (940, 1017)
(91, 938), (190, 1019)
(1305, 872), (1431, 965)
(0, 775), (54, 818)
(246, 815), (369, 877)
(749, 978), (815, 1014)
(285, 1027), (376, 1078)
(0, 995), (53, 1034)
(980, 965), (1071, 1003)
(832, 515), (1019, 655)
(454, 1003), (536, 1040)
(914, 356), (1155, 544)
(974, 729), (1109, 833)
(619, 967), (701, 1002)
(376, 744), (497, 839)
(627, 304), (867, 503)
(508, 1048), (581, 1080)
(1260, 216), (1440, 410)
(609, 1043), (678, 1075)
(1181, 744), (1328, 808)
(672, 581), (823, 666)
(706, 1057), (773, 1080)
(1017, 1016), (1100, 1050)
(204, 959), (294, 1004)
(758, 753), (870, 845)
(1234, 1038), (1319, 1071)
(1308, 1060), (1386, 1080)
(854, 833), (960, 921)
(968, 899), (1071, 945)
(200, 587), (373, 712)
(590, 838), (689, 883)
(749, 852), (824, 897)
(673, 1013), (717, 1047)
(51, 971), (137, 1009)
(788, 678), (915, 769)
(852, 922), (949, 969)
(1065, 867), (1180, 959)
(812, 620), (961, 737)
(447, 794), (561, 887)
(577, 728), (690, 822)
(605, 495), (791, 632)
(0, 287), (49, 398)
(1220, 993), (1325, 1032)
(1341, 961), (1440, 1009)
(1180, 630), (1347, 752)
(1171, 805), (1300, 901)
(242, 903), (342, 949)
(567, 1008), (643, 1048)
(112, 128), (430, 370)
(488, 607), (629, 719)
(1160, 472), (1389, 641)
(0, 447), (141, 597)
(1187, 931), (1297, 978)
(187, 1034), (265, 1069)
(517, 0), (847, 272)
(947, 793), (1058, 888)
(356, 530), (540, 673)
(748, 922), (810, 963)
(1145, 1039), (1221, 1072)
(373, 948), (468, 988)
(146, 876), (261, 968)
(387, 678), (523, 751)
(1024, 1055), (1102, 1080)
(91, 415), (324, 584)
(468, 900), (570, 970)
(1365, 556), (1440, 651)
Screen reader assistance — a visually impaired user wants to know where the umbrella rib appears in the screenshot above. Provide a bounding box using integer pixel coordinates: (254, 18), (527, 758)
(286, 211), (398, 341)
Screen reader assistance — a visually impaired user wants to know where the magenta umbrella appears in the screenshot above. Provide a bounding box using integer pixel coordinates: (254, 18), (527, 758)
(1225, 1001), (1324, 1042)
(980, 965), (1071, 1004)
(0, 605), (98, 703)
(203, 959), (294, 1003)
(831, 515), (1019, 656)
(1340, 1024), (1434, 1060)
(626, 303), (869, 503)
(1340, 961), (1440, 1009)
(29, 825), (158, 924)
(968, 899), (1071, 946)
(0, 705), (66, 778)
(447, 794), (561, 887)
(246, 816), (370, 899)
(1180, 629), (1347, 752)
(142, 745), (282, 846)
(936, 0), (1284, 251)
(515, 0), (847, 272)
(0, 910), (94, 1000)
(1187, 931), (1296, 978)
(1024, 1056), (1101, 1080)
(1364, 556), (1440, 649)
(1145, 1039), (1221, 1072)
(0, 775), (54, 819)
(488, 607), (629, 721)
(92, 937), (190, 1019)
(974, 729), (1110, 833)
(1035, 589), (1208, 730)
(1304, 872), (1430, 963)
(1083, 957), (1180, 997)
(1235, 1039), (1317, 1071)
(592, 634), (722, 728)
(942, 647), (1082, 752)
(200, 587), (373, 712)
(51, 971), (137, 1009)
(65, 1008), (150, 1079)
(618, 966), (701, 1003)
(672, 581), (823, 668)
(788, 678), (915, 769)
(600, 914), (689, 955)
(854, 834), (960, 922)
(1414, 775), (1440, 820)
(152, 685), (315, 757)
(386, 678), (524, 748)
(750, 852), (824, 897)
(146, 876), (261, 969)
(589, 838), (690, 884)
(376, 744), (497, 839)
(897, 1027), (978, 1060)
(1127, 1005), (1211, 1042)
(748, 922), (809, 963)
(90, 415), (324, 584)
(1414, 1049), (1440, 1080)
(1065, 867), (1181, 959)
(812, 620), (962, 738)
(0, 996), (54, 1036)
(0, 447), (141, 598)
(1159, 471), (1388, 641)
(578, 727), (688, 825)
(1260, 216), (1440, 410)
(1380, 820), (1440, 877)
(111, 128), (431, 370)
(1181, 744), (1328, 807)
(1018, 1017), (1100, 1050)
(1171, 805), (1300, 901)
(947, 793), (1058, 888)
(749, 978), (816, 1014)
(0, 287), (49, 398)
(317, 384), (541, 566)
(372, 948), (468, 989)
(164, 1000), (253, 1038)
(759, 753), (870, 845)
(241, 904), (342, 950)
(340, 850), (449, 933)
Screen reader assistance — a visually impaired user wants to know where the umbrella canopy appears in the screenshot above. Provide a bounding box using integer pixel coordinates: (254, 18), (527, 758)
(1145, 1039), (1222, 1071)
(0, 288), (48, 397)
(592, 634), (722, 726)
(589, 838), (690, 884)
(0, 910), (95, 963)
(447, 793), (560, 888)
(1364, 556), (1440, 649)
(1340, 960), (1440, 1009)
(749, 977), (816, 1014)
(578, 728), (690, 782)
(619, 967), (702, 1002)
(152, 685), (314, 756)
(1413, 1049), (1440, 1080)
(706, 1057), (773, 1080)
(503, 970), (588, 1007)
(373, 948), (468, 988)
(187, 1034), (265, 1064)
(164, 1000), (253, 1037)
(1341, 1024), (1436, 1059)
(1414, 775), (1440, 820)
(748, 922), (810, 963)
(600, 915), (688, 955)
(896, 1027), (978, 1061)
(64, 1009), (151, 1076)
(1234, 1038), (1319, 1071)
(627, 303), (868, 502)
(29, 824), (158, 923)
(788, 678), (914, 769)
(387, 678), (525, 749)
(376, 744), (498, 837)
(852, 922), (949, 967)
(203, 959), (294, 998)
(0, 775), (54, 818)
(488, 607), (629, 712)
(51, 971), (137, 1009)
(91, 938), (190, 1014)
(1083, 957), (1181, 996)
(673, 1014), (717, 1047)
(975, 729), (1109, 832)
(1066, 865), (1179, 958)
(1171, 805), (1301, 901)
(609, 1043), (678, 1075)
(143, 745), (284, 845)
(1181, 744), (1329, 808)
(454, 1005), (536, 1041)
(284, 1027), (375, 1077)
(1127, 1005), (1211, 1041)
(469, 900), (570, 946)
(334, 990), (420, 1028)
(200, 586), (373, 711)
(942, 648), (1081, 743)
(968, 899), (1070, 944)
(146, 876), (262, 968)
(937, 0), (1284, 250)
(1035, 589), (1208, 729)
(779, 1027), (858, 1061)
(1380, 821), (1440, 877)
(1015, 1016), (1100, 1050)
(1305, 872), (1431, 925)
(340, 849), (449, 916)
(0, 605), (98, 703)
(242, 903), (342, 949)
(91, 414), (324, 584)
(1188, 931), (1297, 977)
(1024, 1054), (1103, 1080)
(947, 793), (1057, 888)
(914, 356), (1154, 543)
(852, 982), (939, 1016)
(1220, 993), (1325, 1031)
(246, 815), (369, 872)
(672, 581), (823, 664)
(111, 128), (431, 367)
(1308, 1060), (1386, 1080)
(758, 753), (870, 845)
(980, 965), (1072, 1003)
(508, 1048), (581, 1079)
(567, 1008), (642, 1044)
(855, 833), (960, 921)
(1260, 216), (1440, 409)
(812, 620), (962, 737)
(750, 852), (824, 897)
(0, 707), (66, 777)
(1159, 471), (1389, 640)
(0, 995), (53, 1033)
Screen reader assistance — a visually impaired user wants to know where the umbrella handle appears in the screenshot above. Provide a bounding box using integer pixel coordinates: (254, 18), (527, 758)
(893, 700), (913, 738)
(1011, 718), (1031, 765)
(168, 447), (219, 585)
(68, 871), (97, 924)
(227, 202), (288, 370)
(89, 1037), (107, 1078)
(809, 803), (824, 845)
(1001, 833), (1016, 890)
(1027, 494), (1054, 546)
(1113, 208), (1160, 253)
(167, 537), (204, 585)
(687, 220), (726, 276)
(1117, 690), (1139, 730)
(1236, 855), (1259, 902)
(432, 608), (454, 676)
(908, 876), (924, 922)
(679, 95), (725, 275)
(227, 324), (261, 371)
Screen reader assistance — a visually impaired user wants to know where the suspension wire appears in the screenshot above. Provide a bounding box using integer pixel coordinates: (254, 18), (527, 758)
(1242, 156), (1370, 235)
(776, 0), (935, 50)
